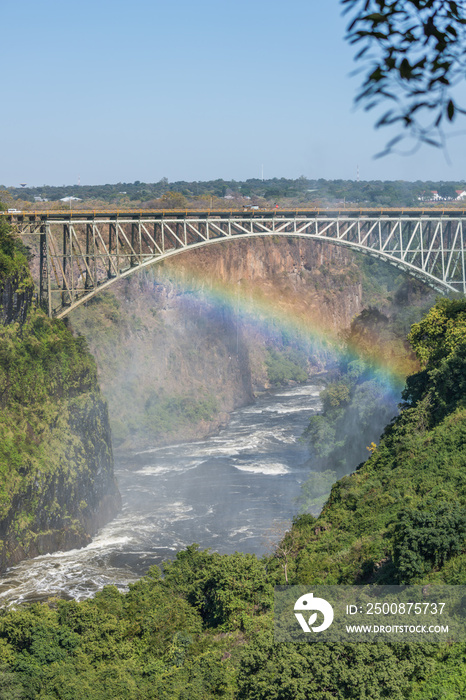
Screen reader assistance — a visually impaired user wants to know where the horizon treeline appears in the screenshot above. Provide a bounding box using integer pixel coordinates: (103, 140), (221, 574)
(3, 177), (466, 207)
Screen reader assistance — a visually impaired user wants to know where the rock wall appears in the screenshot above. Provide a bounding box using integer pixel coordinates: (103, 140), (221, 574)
(0, 272), (120, 571)
(176, 238), (363, 331)
(171, 239), (363, 390)
(0, 269), (34, 326)
(0, 392), (121, 570)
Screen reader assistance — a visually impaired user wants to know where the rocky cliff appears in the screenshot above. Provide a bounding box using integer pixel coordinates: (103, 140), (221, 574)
(0, 228), (120, 570)
(0, 270), (34, 326)
(168, 239), (364, 389)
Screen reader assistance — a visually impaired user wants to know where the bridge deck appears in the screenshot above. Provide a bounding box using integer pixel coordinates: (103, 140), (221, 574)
(4, 208), (466, 223)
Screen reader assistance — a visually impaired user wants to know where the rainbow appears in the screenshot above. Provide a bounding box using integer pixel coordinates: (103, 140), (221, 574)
(152, 259), (416, 398)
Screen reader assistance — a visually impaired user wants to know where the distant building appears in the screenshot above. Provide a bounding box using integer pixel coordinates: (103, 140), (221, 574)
(34, 196), (48, 202)
(60, 196), (82, 202)
(456, 190), (466, 200)
(418, 190), (444, 202)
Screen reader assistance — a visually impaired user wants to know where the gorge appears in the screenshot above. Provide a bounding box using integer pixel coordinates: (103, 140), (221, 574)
(70, 237), (397, 451)
(0, 229), (434, 575)
(2, 217), (466, 699)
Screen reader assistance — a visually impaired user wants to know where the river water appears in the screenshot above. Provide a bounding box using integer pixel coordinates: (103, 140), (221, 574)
(0, 383), (322, 605)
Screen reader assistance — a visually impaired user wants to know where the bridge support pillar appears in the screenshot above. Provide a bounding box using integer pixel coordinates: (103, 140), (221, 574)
(85, 224), (92, 289)
(131, 223), (137, 266)
(61, 224), (69, 308)
(39, 224), (51, 316)
(108, 223), (115, 278)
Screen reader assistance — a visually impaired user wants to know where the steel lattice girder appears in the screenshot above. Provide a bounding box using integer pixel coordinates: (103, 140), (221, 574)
(15, 213), (466, 317)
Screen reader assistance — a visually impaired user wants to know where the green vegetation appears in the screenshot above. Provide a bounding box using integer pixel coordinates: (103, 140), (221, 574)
(287, 299), (466, 585)
(298, 257), (435, 513)
(264, 348), (308, 386)
(343, 0), (466, 154)
(239, 297), (466, 698)
(393, 503), (466, 583)
(0, 544), (437, 700)
(0, 298), (464, 698)
(0, 206), (464, 697)
(0, 218), (30, 278)
(0, 550), (272, 700)
(142, 391), (218, 438)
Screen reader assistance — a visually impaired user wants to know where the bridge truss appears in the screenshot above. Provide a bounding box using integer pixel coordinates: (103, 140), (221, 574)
(9, 210), (466, 317)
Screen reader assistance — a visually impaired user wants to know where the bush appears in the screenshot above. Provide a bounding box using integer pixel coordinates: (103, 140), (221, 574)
(393, 503), (466, 582)
(265, 349), (307, 385)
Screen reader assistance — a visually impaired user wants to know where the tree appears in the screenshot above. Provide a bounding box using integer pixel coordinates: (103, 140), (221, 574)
(393, 503), (466, 582)
(263, 520), (301, 584)
(407, 297), (466, 369)
(402, 298), (466, 425)
(343, 0), (466, 154)
(159, 191), (187, 209)
(0, 217), (29, 276)
(437, 183), (457, 199)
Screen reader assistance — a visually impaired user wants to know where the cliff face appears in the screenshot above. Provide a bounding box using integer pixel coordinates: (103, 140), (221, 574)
(71, 238), (367, 450)
(0, 392), (120, 570)
(0, 269), (34, 326)
(0, 275), (120, 571)
(168, 239), (363, 390)
(177, 238), (363, 331)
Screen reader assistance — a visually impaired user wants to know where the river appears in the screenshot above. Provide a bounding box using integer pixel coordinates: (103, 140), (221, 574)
(0, 383), (322, 605)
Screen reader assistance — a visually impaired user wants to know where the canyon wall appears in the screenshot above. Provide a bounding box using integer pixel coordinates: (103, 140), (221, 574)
(0, 263), (120, 571)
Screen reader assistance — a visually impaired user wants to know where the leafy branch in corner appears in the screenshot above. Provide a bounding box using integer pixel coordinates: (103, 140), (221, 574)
(342, 0), (466, 154)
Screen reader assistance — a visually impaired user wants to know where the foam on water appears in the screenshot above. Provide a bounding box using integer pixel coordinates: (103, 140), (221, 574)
(134, 460), (206, 476)
(180, 432), (277, 457)
(228, 525), (254, 538)
(274, 384), (324, 398)
(232, 461), (290, 475)
(263, 404), (320, 414)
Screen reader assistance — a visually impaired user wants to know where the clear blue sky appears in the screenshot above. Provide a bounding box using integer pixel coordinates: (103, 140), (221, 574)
(2, 0), (465, 186)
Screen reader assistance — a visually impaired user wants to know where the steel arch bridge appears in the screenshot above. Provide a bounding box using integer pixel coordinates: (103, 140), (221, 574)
(6, 208), (466, 318)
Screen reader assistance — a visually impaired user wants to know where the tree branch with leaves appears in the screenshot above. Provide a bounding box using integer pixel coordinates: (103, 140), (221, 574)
(342, 0), (466, 154)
